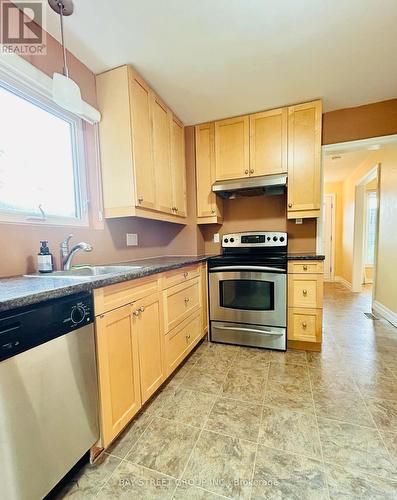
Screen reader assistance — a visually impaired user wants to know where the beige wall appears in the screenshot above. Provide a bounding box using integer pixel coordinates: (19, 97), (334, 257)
(324, 182), (344, 277)
(200, 195), (317, 255)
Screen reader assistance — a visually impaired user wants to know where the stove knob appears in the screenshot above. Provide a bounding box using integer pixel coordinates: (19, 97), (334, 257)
(230, 238), (235, 243)
(273, 236), (278, 242)
(280, 236), (285, 242)
(267, 236), (271, 241)
(224, 238), (229, 243)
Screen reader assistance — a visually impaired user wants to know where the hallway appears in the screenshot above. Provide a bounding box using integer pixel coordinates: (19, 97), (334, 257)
(55, 283), (397, 499)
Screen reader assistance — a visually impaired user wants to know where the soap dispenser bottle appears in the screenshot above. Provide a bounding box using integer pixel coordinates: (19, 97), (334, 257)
(37, 240), (54, 273)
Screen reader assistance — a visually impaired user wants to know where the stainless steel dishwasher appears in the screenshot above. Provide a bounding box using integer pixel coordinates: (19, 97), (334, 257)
(0, 292), (99, 500)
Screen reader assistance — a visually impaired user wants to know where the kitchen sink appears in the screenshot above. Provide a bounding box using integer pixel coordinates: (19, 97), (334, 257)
(24, 265), (143, 279)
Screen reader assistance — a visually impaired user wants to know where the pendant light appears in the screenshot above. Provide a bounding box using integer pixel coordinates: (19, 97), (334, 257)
(48, 0), (100, 123)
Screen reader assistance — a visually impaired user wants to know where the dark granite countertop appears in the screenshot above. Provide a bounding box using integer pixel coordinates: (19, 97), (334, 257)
(287, 253), (325, 260)
(0, 255), (213, 313)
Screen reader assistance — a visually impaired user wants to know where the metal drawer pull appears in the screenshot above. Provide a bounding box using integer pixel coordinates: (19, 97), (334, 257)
(133, 310), (140, 316)
(183, 272), (188, 278)
(302, 322), (307, 329)
(139, 306), (145, 313)
(250, 169), (254, 174)
(244, 169), (249, 174)
(138, 197), (143, 203)
(211, 209), (215, 214)
(215, 325), (283, 337)
(186, 333), (191, 340)
(302, 289), (308, 296)
(303, 265), (308, 271)
(184, 297), (190, 303)
(210, 265), (284, 273)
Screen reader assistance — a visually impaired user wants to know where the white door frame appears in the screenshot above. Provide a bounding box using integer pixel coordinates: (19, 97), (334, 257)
(322, 193), (336, 281)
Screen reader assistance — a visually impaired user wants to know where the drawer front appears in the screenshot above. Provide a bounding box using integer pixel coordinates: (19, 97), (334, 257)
(164, 277), (201, 332)
(288, 274), (323, 309)
(288, 308), (322, 343)
(94, 275), (160, 315)
(162, 264), (201, 289)
(165, 311), (201, 375)
(288, 260), (324, 274)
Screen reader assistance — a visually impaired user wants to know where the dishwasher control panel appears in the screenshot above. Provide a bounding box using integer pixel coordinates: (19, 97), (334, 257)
(0, 292), (94, 362)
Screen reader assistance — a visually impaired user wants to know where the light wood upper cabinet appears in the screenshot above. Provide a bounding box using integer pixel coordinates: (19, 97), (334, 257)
(96, 65), (187, 224)
(134, 293), (165, 404)
(249, 107), (287, 177)
(287, 100), (322, 219)
(95, 304), (141, 447)
(215, 116), (250, 181)
(170, 115), (187, 217)
(195, 123), (223, 222)
(152, 95), (173, 214)
(129, 71), (156, 210)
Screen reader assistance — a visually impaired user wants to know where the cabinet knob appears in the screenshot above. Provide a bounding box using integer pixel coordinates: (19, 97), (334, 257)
(244, 169), (249, 175)
(138, 197), (143, 203)
(133, 309), (140, 316)
(211, 209), (215, 214)
(175, 207), (179, 212)
(139, 306), (145, 313)
(183, 272), (188, 278)
(303, 265), (308, 271)
(302, 322), (307, 329)
(302, 289), (308, 296)
(186, 333), (191, 341)
(288, 203), (292, 208)
(184, 297), (190, 304)
(250, 169), (254, 174)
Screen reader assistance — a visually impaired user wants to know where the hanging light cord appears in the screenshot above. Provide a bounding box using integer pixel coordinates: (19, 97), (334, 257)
(58, 1), (69, 77)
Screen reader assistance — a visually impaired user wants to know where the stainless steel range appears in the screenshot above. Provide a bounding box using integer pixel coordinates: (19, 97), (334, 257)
(208, 231), (287, 350)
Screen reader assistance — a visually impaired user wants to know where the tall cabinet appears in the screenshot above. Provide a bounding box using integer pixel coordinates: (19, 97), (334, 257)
(96, 65), (187, 223)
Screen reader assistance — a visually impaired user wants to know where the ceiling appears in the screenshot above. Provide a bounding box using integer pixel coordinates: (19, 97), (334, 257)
(323, 150), (371, 183)
(44, 0), (397, 125)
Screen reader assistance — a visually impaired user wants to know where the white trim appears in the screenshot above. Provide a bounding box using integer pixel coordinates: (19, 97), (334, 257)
(0, 53), (100, 124)
(334, 276), (352, 290)
(322, 193), (336, 281)
(322, 134), (397, 154)
(373, 301), (397, 328)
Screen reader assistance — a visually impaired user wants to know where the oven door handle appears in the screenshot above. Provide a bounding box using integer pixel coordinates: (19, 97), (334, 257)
(214, 325), (284, 337)
(210, 265), (285, 273)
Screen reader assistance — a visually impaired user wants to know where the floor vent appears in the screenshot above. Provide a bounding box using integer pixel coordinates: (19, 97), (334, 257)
(364, 312), (380, 320)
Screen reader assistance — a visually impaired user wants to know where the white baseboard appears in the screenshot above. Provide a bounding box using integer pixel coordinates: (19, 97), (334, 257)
(373, 301), (397, 328)
(334, 276), (352, 290)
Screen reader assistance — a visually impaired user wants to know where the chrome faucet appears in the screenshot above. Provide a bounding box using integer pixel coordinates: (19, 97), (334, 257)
(60, 234), (93, 270)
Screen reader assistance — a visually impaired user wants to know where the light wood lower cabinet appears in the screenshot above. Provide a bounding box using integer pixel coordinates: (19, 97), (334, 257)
(133, 293), (165, 404)
(287, 260), (324, 350)
(94, 264), (207, 449)
(95, 304), (141, 448)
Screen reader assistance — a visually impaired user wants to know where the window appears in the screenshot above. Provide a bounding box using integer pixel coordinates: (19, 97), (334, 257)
(0, 76), (88, 225)
(365, 190), (377, 265)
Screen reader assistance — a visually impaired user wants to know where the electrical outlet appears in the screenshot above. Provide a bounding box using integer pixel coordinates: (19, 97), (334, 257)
(295, 218), (303, 225)
(126, 233), (138, 246)
(213, 233), (220, 243)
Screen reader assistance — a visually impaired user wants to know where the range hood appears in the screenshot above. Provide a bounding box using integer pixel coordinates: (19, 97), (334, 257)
(212, 173), (287, 199)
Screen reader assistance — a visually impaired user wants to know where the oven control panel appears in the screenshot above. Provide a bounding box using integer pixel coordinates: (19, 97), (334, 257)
(222, 232), (287, 248)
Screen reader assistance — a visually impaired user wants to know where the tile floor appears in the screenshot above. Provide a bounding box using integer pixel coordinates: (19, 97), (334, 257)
(55, 283), (397, 499)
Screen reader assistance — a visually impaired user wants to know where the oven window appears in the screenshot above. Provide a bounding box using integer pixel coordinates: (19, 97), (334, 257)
(220, 279), (274, 311)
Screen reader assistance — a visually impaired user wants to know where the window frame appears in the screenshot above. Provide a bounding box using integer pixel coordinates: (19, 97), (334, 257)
(0, 68), (89, 227)
(364, 189), (377, 267)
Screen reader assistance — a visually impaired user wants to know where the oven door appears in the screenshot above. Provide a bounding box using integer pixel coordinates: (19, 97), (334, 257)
(209, 268), (286, 327)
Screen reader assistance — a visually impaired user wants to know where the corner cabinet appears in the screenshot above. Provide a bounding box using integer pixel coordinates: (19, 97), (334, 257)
(96, 65), (187, 224)
(287, 100), (322, 219)
(195, 123), (223, 224)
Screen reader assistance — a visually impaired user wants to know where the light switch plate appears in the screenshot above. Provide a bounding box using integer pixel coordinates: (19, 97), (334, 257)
(126, 233), (138, 246)
(213, 233), (220, 243)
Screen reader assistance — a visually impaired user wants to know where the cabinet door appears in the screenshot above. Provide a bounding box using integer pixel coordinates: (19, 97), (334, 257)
(249, 108), (287, 177)
(96, 305), (141, 447)
(170, 115), (187, 217)
(195, 123), (219, 218)
(215, 116), (249, 181)
(134, 293), (165, 404)
(287, 100), (322, 217)
(152, 95), (173, 214)
(129, 70), (156, 210)
(288, 308), (322, 343)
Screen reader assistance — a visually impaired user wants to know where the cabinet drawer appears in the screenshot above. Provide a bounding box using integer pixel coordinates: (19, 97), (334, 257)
(288, 274), (323, 309)
(162, 264), (201, 289)
(288, 308), (322, 343)
(288, 260), (324, 274)
(94, 275), (160, 315)
(163, 277), (201, 332)
(164, 311), (201, 376)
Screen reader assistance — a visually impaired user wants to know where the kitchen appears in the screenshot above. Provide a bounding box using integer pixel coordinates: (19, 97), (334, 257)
(1, 1), (397, 499)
